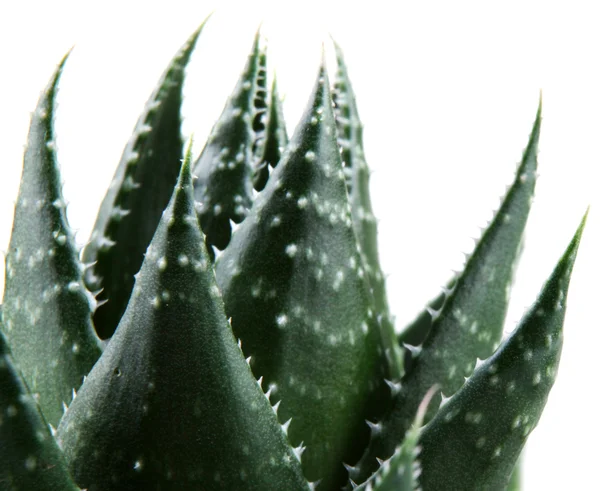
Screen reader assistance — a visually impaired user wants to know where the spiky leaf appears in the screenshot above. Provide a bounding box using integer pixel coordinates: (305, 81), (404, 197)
(353, 101), (542, 483)
(82, 22), (206, 340)
(332, 43), (403, 379)
(0, 328), (79, 491)
(398, 284), (451, 372)
(57, 149), (310, 491)
(418, 212), (586, 490)
(253, 78), (289, 191)
(215, 63), (390, 491)
(355, 387), (437, 491)
(1, 53), (102, 427)
(193, 31), (264, 253)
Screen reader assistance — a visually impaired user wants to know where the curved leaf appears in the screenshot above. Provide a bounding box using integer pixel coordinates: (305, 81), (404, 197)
(418, 212), (586, 490)
(1, 52), (102, 427)
(352, 100), (542, 483)
(193, 31), (265, 253)
(83, 20), (207, 339)
(332, 43), (403, 378)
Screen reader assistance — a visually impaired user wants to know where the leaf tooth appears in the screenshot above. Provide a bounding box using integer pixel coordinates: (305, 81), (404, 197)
(366, 420), (382, 436)
(281, 417), (292, 436)
(230, 218), (241, 234)
(425, 305), (441, 322)
(257, 375), (263, 388)
(402, 343), (423, 358)
(97, 235), (117, 251)
(293, 442), (306, 461)
(265, 384), (274, 400)
(384, 379), (403, 397)
(272, 400), (281, 416)
(93, 298), (108, 312)
(439, 392), (451, 409)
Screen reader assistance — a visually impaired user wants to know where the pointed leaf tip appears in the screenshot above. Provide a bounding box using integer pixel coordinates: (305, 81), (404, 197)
(83, 21), (208, 339)
(353, 103), (543, 483)
(192, 33), (267, 252)
(215, 64), (390, 490)
(57, 129), (309, 489)
(1, 54), (102, 427)
(417, 215), (586, 490)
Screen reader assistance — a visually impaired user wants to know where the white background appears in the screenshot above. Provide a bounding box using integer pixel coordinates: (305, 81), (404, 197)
(0, 1), (598, 489)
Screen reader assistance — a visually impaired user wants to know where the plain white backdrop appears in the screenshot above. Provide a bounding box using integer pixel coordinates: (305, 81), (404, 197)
(0, 1), (598, 489)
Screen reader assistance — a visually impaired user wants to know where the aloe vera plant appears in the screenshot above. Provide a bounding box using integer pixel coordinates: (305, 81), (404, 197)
(0, 18), (587, 491)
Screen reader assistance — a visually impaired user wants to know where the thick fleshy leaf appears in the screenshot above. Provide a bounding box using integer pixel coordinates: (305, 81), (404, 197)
(1, 53), (102, 427)
(193, 31), (264, 253)
(215, 63), (390, 491)
(352, 101), (542, 483)
(332, 43), (402, 379)
(57, 149), (310, 491)
(355, 387), (437, 491)
(253, 78), (289, 191)
(82, 21), (206, 340)
(418, 212), (586, 490)
(0, 322), (79, 490)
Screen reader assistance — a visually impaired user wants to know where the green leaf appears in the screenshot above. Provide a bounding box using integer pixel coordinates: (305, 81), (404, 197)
(215, 62), (390, 491)
(398, 283), (451, 372)
(82, 21), (207, 340)
(1, 52), (102, 427)
(417, 211), (586, 490)
(352, 100), (542, 484)
(332, 42), (403, 379)
(193, 31), (265, 253)
(56, 147), (310, 491)
(253, 78), (289, 191)
(0, 327), (79, 490)
(507, 459), (521, 491)
(354, 386), (438, 491)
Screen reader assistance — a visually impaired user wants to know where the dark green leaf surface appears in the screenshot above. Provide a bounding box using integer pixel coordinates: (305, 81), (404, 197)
(83, 22), (206, 340)
(193, 32), (264, 253)
(1, 53), (102, 427)
(418, 212), (586, 490)
(398, 282), (452, 373)
(352, 102), (542, 484)
(253, 78), (289, 191)
(355, 387), (437, 491)
(332, 43), (402, 379)
(215, 63), (390, 491)
(0, 331), (80, 491)
(57, 149), (309, 491)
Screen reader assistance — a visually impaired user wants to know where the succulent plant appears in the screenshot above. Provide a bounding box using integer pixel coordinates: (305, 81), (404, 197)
(0, 17), (587, 491)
